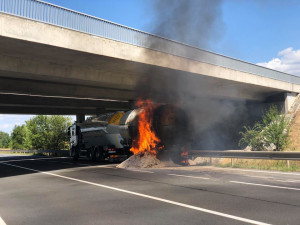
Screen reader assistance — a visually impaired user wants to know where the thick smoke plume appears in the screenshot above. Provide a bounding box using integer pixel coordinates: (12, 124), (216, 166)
(135, 0), (258, 150)
(151, 0), (224, 48)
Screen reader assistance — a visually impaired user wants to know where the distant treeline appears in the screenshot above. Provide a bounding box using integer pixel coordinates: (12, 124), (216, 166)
(0, 115), (72, 150)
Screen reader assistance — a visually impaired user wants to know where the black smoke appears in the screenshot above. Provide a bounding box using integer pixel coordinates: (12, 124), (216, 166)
(150, 0), (224, 48)
(135, 0), (262, 150)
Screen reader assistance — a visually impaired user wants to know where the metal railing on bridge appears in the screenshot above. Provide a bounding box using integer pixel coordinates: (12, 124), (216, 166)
(1, 0), (300, 84)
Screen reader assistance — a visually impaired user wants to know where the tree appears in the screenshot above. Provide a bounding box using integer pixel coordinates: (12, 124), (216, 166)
(0, 131), (11, 148)
(48, 116), (72, 150)
(26, 115), (72, 150)
(11, 125), (31, 150)
(239, 105), (290, 151)
(26, 115), (51, 150)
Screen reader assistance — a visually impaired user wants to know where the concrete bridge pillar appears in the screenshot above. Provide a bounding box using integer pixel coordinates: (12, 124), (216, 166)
(76, 114), (85, 123)
(284, 92), (298, 113)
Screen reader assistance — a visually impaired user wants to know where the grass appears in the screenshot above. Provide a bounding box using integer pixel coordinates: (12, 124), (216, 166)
(0, 151), (34, 156)
(227, 159), (300, 172)
(190, 157), (300, 172)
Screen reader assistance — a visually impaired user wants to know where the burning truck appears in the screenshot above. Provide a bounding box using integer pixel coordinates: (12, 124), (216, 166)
(68, 100), (189, 164)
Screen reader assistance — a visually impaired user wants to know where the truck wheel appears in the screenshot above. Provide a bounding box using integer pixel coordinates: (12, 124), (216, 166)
(71, 147), (79, 161)
(89, 147), (96, 162)
(87, 149), (92, 161)
(95, 148), (100, 162)
(100, 146), (106, 162)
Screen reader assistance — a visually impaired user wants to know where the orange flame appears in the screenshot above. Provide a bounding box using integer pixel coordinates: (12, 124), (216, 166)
(180, 147), (189, 165)
(130, 99), (162, 156)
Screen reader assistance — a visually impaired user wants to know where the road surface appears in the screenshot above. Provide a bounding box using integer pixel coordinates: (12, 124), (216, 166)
(0, 156), (299, 225)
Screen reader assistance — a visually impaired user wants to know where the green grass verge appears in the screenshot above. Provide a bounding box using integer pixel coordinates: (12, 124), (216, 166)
(214, 158), (300, 172)
(189, 157), (300, 172)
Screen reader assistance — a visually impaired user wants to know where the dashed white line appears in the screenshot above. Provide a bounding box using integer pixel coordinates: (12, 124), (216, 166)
(243, 175), (300, 183)
(168, 174), (209, 180)
(226, 168), (300, 176)
(127, 169), (154, 173)
(230, 181), (300, 191)
(0, 162), (270, 225)
(0, 216), (7, 225)
(243, 175), (274, 179)
(273, 179), (300, 183)
(94, 165), (117, 168)
(62, 162), (74, 165)
(0, 157), (68, 163)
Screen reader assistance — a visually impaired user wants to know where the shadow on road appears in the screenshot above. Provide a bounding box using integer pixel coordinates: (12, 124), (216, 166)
(0, 155), (114, 179)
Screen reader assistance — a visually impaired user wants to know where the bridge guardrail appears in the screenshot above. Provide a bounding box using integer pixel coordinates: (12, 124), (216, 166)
(189, 150), (300, 161)
(0, 0), (300, 84)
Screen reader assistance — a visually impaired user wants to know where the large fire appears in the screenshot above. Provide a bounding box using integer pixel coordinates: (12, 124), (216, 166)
(130, 99), (162, 156)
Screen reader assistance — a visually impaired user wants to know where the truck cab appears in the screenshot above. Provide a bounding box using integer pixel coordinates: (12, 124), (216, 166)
(69, 124), (78, 149)
(68, 116), (130, 162)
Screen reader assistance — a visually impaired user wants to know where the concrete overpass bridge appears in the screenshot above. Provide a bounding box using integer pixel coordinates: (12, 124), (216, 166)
(0, 0), (299, 117)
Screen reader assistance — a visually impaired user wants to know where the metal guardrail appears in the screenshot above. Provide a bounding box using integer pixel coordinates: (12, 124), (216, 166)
(1, 149), (300, 161)
(189, 150), (300, 161)
(0, 0), (300, 84)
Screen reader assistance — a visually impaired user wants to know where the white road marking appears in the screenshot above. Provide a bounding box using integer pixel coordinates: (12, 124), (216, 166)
(59, 164), (116, 171)
(62, 162), (74, 165)
(0, 162), (270, 225)
(168, 174), (209, 180)
(94, 165), (117, 168)
(221, 167), (300, 176)
(0, 157), (68, 163)
(244, 175), (274, 179)
(273, 179), (300, 183)
(0, 216), (7, 225)
(47, 165), (116, 174)
(230, 181), (300, 191)
(244, 175), (300, 183)
(0, 157), (116, 169)
(127, 169), (154, 173)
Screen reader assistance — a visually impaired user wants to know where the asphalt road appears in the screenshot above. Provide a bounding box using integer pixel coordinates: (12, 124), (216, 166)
(0, 156), (299, 225)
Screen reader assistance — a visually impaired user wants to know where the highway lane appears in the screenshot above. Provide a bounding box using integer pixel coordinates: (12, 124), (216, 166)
(0, 157), (299, 225)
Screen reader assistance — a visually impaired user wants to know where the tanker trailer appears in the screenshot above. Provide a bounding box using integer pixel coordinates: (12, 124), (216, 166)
(68, 111), (133, 162)
(68, 105), (189, 162)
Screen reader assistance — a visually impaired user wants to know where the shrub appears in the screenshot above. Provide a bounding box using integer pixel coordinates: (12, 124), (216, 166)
(239, 105), (289, 151)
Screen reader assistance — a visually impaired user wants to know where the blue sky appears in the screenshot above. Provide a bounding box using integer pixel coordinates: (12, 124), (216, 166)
(1, 0), (300, 134)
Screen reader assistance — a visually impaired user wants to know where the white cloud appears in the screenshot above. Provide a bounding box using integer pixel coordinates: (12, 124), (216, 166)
(257, 47), (300, 76)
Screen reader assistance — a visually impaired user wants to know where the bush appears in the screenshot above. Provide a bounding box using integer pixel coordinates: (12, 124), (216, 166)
(262, 106), (290, 151)
(239, 105), (290, 151)
(239, 123), (265, 151)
